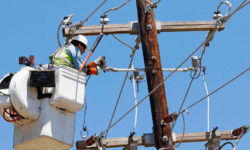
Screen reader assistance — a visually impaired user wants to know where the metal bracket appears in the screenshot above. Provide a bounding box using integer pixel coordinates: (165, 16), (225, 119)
(205, 127), (221, 150)
(129, 21), (161, 34)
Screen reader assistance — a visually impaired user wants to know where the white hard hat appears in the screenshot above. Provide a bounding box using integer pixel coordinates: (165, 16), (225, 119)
(71, 35), (88, 50)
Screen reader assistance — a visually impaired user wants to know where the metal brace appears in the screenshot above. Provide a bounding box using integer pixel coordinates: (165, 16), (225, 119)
(129, 21), (161, 34)
(123, 132), (138, 150)
(205, 127), (221, 150)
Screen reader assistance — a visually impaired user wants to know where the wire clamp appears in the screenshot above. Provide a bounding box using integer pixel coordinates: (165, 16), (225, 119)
(184, 109), (190, 114)
(145, 1), (157, 13)
(147, 24), (152, 31)
(164, 113), (178, 123)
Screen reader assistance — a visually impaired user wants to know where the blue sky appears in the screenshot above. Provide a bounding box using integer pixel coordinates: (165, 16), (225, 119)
(0, 0), (249, 150)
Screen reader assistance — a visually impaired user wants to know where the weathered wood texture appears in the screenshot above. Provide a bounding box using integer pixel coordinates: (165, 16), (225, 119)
(63, 21), (225, 36)
(76, 131), (238, 149)
(136, 0), (173, 149)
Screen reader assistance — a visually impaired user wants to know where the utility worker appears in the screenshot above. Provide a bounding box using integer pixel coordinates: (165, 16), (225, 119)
(50, 35), (106, 75)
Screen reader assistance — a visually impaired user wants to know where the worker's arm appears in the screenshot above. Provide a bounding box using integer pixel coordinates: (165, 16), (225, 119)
(65, 45), (83, 70)
(66, 45), (99, 75)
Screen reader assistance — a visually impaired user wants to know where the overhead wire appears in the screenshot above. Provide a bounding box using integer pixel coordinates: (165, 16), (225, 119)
(219, 142), (234, 150)
(173, 0), (249, 134)
(57, 20), (64, 47)
(227, 0), (249, 20)
(131, 64), (138, 133)
(57, 0), (109, 47)
(200, 70), (211, 132)
(98, 0), (250, 139)
(172, 71), (197, 131)
(172, 30), (212, 131)
(103, 0), (132, 16)
(99, 6), (249, 136)
(104, 35), (137, 138)
(179, 67), (249, 116)
(174, 113), (186, 148)
(104, 50), (136, 138)
(99, 29), (218, 137)
(112, 34), (134, 50)
(80, 0), (109, 25)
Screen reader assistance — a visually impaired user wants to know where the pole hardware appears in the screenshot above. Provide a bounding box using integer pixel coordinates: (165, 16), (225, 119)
(100, 15), (110, 25)
(205, 127), (221, 150)
(147, 24), (152, 31)
(129, 21), (161, 34)
(164, 113), (178, 123)
(145, 1), (157, 14)
(232, 126), (250, 136)
(122, 132), (139, 150)
(62, 14), (74, 26)
(213, 11), (223, 20)
(214, 1), (232, 25)
(151, 56), (157, 61)
(160, 120), (166, 127)
(216, 1), (232, 17)
(191, 56), (200, 69)
(152, 70), (157, 74)
(162, 136), (168, 143)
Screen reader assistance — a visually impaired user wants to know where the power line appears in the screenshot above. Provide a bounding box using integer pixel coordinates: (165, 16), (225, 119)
(98, 0), (249, 140)
(200, 70), (211, 132)
(80, 0), (108, 25)
(104, 50), (136, 138)
(104, 35), (138, 138)
(172, 30), (213, 131)
(99, 29), (218, 137)
(103, 0), (132, 16)
(111, 34), (135, 50)
(179, 68), (249, 116)
(172, 72), (196, 131)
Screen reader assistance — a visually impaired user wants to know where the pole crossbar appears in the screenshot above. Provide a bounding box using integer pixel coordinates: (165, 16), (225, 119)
(76, 131), (239, 149)
(63, 21), (225, 36)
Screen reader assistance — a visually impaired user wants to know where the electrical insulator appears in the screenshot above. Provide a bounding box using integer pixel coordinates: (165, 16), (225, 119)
(232, 126), (248, 136)
(63, 14), (74, 26)
(213, 11), (222, 20)
(164, 113), (177, 123)
(86, 135), (96, 146)
(191, 56), (199, 69)
(100, 15), (110, 25)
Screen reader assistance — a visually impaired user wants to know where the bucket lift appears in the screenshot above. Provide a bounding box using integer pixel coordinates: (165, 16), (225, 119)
(0, 64), (87, 150)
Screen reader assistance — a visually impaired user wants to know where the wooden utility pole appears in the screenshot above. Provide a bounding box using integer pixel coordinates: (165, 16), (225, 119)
(136, 0), (173, 149)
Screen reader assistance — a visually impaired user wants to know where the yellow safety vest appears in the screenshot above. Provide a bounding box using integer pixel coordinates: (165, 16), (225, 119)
(50, 47), (74, 68)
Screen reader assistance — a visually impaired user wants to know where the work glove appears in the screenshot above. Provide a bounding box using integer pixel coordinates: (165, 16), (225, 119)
(94, 56), (107, 69)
